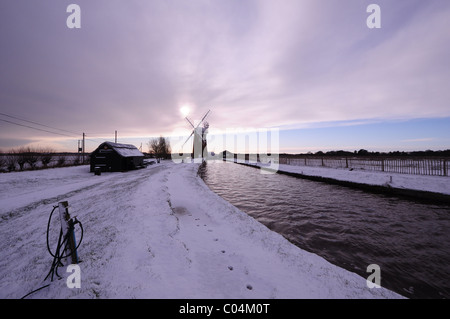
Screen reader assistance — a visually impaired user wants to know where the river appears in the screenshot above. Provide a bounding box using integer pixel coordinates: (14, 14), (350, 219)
(199, 161), (450, 299)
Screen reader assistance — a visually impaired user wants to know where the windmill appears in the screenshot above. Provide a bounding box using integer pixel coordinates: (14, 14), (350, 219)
(182, 109), (210, 160)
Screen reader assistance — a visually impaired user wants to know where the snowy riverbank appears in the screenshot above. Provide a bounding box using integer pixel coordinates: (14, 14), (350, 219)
(0, 162), (403, 299)
(242, 160), (450, 201)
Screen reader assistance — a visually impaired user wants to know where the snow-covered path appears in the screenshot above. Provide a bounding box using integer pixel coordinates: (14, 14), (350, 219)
(0, 162), (403, 298)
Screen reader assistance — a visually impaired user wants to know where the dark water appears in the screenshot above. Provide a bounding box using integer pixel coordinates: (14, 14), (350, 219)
(199, 161), (450, 299)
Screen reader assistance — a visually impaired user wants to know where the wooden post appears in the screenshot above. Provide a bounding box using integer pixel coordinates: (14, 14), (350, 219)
(58, 201), (78, 264)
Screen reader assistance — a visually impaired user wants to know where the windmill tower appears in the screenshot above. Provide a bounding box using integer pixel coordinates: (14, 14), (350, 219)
(182, 109), (210, 160)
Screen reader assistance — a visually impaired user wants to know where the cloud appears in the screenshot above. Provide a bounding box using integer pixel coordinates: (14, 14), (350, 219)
(0, 138), (34, 150)
(1, 0), (449, 151)
(401, 138), (434, 143)
(264, 0), (450, 126)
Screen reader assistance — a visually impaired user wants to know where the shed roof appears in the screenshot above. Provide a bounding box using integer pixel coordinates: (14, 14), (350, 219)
(99, 142), (144, 157)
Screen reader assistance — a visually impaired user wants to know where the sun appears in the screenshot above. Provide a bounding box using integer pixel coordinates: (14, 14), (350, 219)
(180, 105), (190, 117)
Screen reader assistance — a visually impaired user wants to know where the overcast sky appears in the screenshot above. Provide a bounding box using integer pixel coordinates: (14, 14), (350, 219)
(1, 0), (449, 152)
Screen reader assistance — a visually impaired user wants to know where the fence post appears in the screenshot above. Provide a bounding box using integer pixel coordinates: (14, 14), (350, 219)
(444, 159), (447, 176)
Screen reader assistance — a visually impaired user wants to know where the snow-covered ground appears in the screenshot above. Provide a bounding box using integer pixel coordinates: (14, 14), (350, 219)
(0, 162), (403, 299)
(247, 160), (450, 196)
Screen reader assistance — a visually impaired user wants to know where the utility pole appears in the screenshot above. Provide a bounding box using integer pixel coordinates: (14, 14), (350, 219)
(82, 132), (85, 164)
(115, 130), (117, 143)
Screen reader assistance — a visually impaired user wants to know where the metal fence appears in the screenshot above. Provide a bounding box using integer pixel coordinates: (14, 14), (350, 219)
(279, 156), (449, 177)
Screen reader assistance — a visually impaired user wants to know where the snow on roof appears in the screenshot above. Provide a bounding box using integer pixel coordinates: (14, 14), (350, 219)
(102, 142), (144, 157)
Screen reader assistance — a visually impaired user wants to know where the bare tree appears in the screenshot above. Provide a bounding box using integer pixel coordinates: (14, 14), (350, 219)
(148, 136), (171, 160)
(148, 138), (159, 157)
(39, 147), (54, 168)
(57, 155), (66, 167)
(5, 150), (17, 172)
(0, 152), (5, 171)
(24, 147), (39, 169)
(16, 147), (28, 170)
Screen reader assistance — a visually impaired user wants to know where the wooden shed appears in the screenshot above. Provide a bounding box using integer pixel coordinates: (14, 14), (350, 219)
(90, 142), (144, 172)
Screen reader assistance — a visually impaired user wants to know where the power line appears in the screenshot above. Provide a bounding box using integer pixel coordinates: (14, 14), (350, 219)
(0, 112), (103, 142)
(0, 118), (77, 138)
(0, 112), (117, 148)
(84, 137), (104, 144)
(0, 112), (81, 137)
